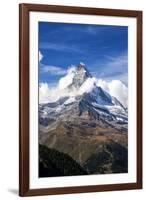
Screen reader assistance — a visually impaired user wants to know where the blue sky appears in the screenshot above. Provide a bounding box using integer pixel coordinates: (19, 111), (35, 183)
(39, 22), (128, 86)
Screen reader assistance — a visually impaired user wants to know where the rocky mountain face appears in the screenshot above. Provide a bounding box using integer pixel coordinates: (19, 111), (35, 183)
(39, 63), (128, 176)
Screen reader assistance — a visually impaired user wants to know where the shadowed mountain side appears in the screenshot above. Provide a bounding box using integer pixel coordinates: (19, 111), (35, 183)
(39, 144), (88, 177)
(83, 141), (128, 174)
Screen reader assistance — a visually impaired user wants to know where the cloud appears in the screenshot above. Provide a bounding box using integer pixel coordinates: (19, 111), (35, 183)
(39, 83), (50, 103)
(39, 51), (43, 62)
(59, 66), (76, 89)
(39, 82), (71, 104)
(39, 51), (67, 76)
(39, 66), (128, 107)
(97, 79), (128, 107)
(40, 65), (67, 75)
(78, 77), (96, 95)
(39, 66), (76, 103)
(39, 42), (82, 53)
(104, 54), (127, 66)
(91, 53), (128, 85)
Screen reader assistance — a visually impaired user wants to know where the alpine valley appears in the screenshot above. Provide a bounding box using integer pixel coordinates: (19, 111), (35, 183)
(39, 63), (128, 177)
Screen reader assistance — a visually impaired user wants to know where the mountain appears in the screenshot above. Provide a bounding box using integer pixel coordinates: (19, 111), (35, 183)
(68, 63), (92, 89)
(39, 63), (127, 129)
(39, 63), (128, 176)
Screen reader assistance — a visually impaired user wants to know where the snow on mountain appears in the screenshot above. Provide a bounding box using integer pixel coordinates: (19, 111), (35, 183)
(64, 97), (76, 105)
(39, 63), (128, 128)
(39, 63), (128, 106)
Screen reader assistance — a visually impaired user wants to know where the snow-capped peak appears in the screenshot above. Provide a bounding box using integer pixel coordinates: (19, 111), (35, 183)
(40, 63), (127, 114)
(58, 63), (93, 91)
(79, 62), (85, 66)
(39, 63), (128, 128)
(68, 63), (92, 89)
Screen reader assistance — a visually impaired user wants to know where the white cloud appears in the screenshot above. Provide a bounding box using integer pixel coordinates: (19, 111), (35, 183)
(39, 83), (50, 103)
(41, 65), (67, 75)
(105, 54), (128, 68)
(40, 42), (82, 53)
(39, 83), (67, 103)
(59, 66), (76, 89)
(108, 80), (128, 107)
(39, 51), (43, 62)
(39, 51), (66, 76)
(92, 53), (128, 85)
(97, 79), (128, 107)
(78, 77), (96, 95)
(96, 79), (109, 91)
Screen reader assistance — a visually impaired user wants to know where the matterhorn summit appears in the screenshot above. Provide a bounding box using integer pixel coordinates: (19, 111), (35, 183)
(69, 63), (92, 89)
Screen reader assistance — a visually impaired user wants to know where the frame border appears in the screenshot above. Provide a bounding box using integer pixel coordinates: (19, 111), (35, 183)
(19, 3), (143, 196)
